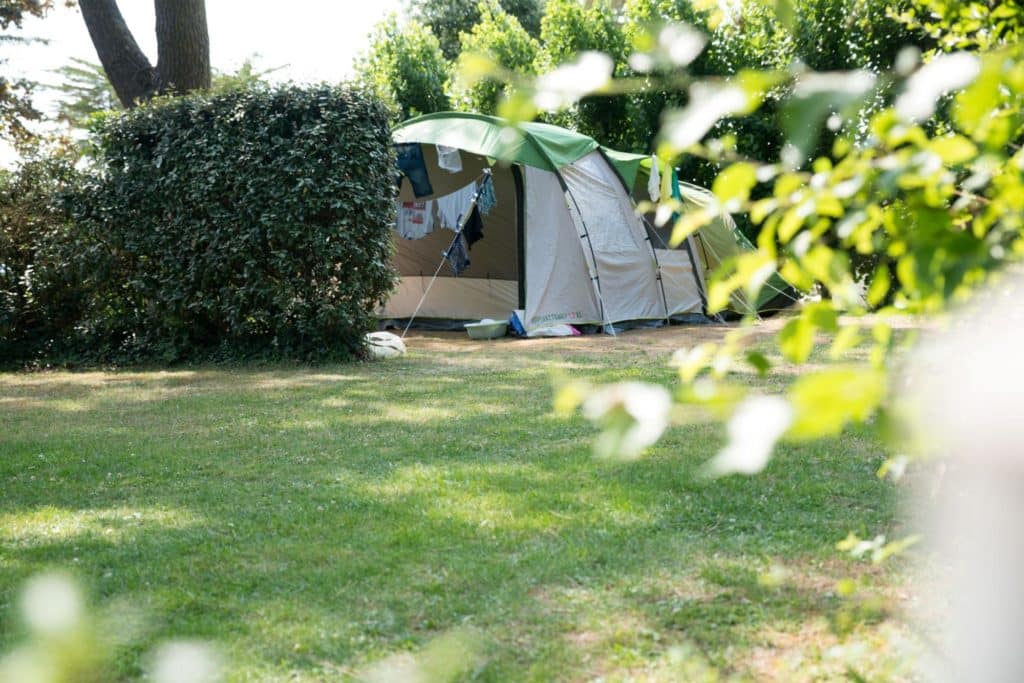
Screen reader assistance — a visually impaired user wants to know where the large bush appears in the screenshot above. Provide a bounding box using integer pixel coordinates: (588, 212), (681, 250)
(0, 148), (85, 364)
(65, 85), (397, 362)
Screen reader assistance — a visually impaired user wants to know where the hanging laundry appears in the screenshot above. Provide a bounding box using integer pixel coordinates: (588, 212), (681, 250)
(477, 174), (497, 215)
(436, 181), (477, 230)
(395, 143), (434, 198)
(463, 206), (484, 248)
(395, 200), (434, 240)
(660, 158), (672, 202)
(648, 155), (661, 202)
(445, 233), (471, 275)
(436, 145), (463, 173)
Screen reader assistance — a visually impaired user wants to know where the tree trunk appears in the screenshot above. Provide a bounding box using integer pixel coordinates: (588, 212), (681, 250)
(79, 0), (210, 108)
(79, 0), (158, 107)
(154, 0), (210, 94)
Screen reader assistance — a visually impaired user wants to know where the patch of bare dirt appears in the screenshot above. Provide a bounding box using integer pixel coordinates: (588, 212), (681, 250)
(401, 319), (788, 360)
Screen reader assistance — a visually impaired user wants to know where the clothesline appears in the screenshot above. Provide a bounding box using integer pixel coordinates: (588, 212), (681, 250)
(395, 142), (468, 198)
(395, 174), (498, 241)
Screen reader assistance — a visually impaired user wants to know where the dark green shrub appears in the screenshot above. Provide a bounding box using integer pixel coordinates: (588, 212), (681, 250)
(0, 149), (85, 364)
(66, 85), (397, 362)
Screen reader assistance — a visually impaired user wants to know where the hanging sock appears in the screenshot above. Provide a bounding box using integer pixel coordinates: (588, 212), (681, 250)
(436, 144), (463, 173)
(395, 143), (434, 198)
(395, 200), (434, 239)
(477, 174), (497, 215)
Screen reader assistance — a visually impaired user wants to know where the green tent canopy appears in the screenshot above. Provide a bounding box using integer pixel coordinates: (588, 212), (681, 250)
(393, 112), (599, 172)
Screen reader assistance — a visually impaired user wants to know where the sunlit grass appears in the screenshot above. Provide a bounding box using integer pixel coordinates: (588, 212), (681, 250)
(2, 506), (204, 546)
(0, 328), (910, 681)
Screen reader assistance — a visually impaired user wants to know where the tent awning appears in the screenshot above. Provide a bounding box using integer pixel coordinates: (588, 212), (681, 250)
(392, 112), (600, 171)
(600, 148), (647, 188)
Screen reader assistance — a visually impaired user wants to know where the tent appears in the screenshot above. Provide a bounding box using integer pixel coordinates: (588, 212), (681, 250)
(381, 112), (796, 333)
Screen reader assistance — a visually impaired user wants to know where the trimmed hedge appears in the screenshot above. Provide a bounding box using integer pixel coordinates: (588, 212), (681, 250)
(64, 85), (397, 362)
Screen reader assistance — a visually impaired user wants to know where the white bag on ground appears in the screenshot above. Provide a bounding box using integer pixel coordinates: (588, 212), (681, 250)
(527, 324), (579, 337)
(364, 332), (407, 359)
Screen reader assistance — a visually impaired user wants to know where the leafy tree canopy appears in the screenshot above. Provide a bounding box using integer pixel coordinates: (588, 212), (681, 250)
(536, 0), (631, 147)
(448, 1), (539, 115)
(405, 0), (544, 60)
(356, 14), (450, 122)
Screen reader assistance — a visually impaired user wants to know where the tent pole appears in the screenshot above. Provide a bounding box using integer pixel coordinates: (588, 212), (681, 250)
(681, 233), (714, 317)
(562, 185), (616, 336)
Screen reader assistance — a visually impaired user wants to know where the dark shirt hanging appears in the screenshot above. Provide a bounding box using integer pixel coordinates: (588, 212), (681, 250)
(463, 206), (484, 248)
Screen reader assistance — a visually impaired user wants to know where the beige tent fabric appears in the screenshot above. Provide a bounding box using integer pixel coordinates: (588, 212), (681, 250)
(381, 146), (521, 321)
(393, 147), (520, 281)
(677, 183), (758, 315)
(380, 276), (517, 321)
(656, 248), (704, 315)
(559, 151), (666, 324)
(523, 165), (603, 330)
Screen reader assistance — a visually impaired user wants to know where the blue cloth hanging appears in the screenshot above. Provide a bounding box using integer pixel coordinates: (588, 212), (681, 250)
(445, 232), (471, 275)
(477, 174), (497, 215)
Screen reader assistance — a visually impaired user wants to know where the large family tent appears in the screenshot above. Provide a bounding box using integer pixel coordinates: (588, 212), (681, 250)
(381, 112), (796, 333)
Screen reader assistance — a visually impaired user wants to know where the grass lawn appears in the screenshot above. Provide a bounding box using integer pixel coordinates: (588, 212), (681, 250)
(0, 325), (914, 681)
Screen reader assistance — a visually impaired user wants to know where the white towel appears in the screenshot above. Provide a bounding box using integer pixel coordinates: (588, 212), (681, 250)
(436, 181), (477, 231)
(436, 144), (463, 173)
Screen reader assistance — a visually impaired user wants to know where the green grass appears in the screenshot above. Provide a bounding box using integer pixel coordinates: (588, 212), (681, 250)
(0, 331), (910, 681)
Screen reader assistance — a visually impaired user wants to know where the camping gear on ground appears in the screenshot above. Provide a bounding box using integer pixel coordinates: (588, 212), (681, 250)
(382, 112), (798, 335)
(527, 324), (580, 337)
(364, 331), (407, 359)
(464, 319), (509, 339)
(509, 310), (527, 336)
